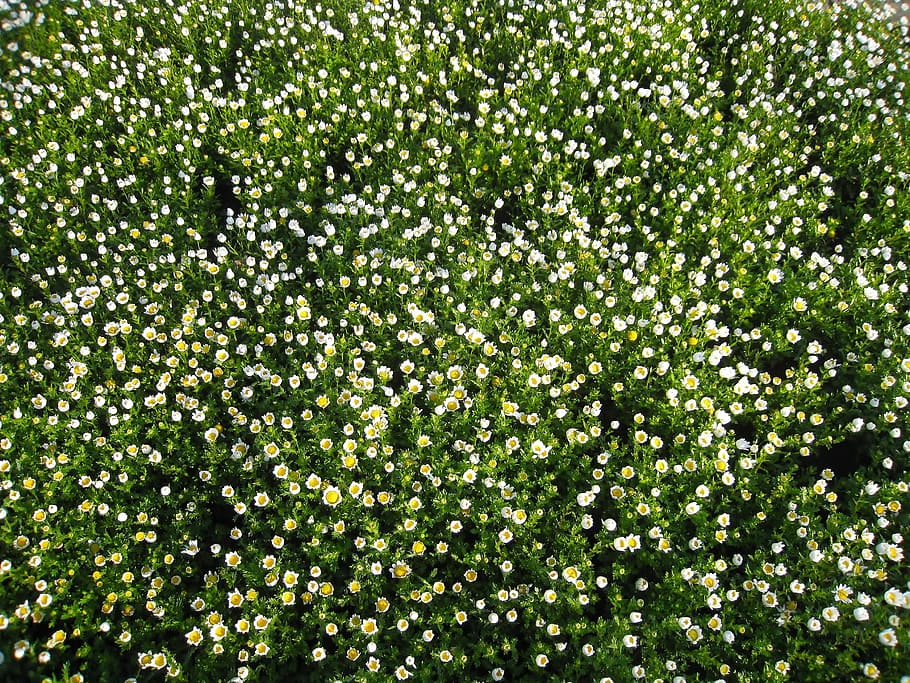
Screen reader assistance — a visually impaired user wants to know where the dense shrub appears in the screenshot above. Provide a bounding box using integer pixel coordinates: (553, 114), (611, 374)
(1, 0), (909, 680)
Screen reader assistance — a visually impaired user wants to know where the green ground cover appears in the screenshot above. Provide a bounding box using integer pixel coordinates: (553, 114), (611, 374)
(1, 0), (909, 680)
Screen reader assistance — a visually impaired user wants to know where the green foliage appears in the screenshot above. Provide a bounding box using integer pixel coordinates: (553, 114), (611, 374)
(0, 0), (909, 681)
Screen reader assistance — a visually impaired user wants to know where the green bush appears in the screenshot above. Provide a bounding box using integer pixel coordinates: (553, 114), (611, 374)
(0, 0), (908, 680)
